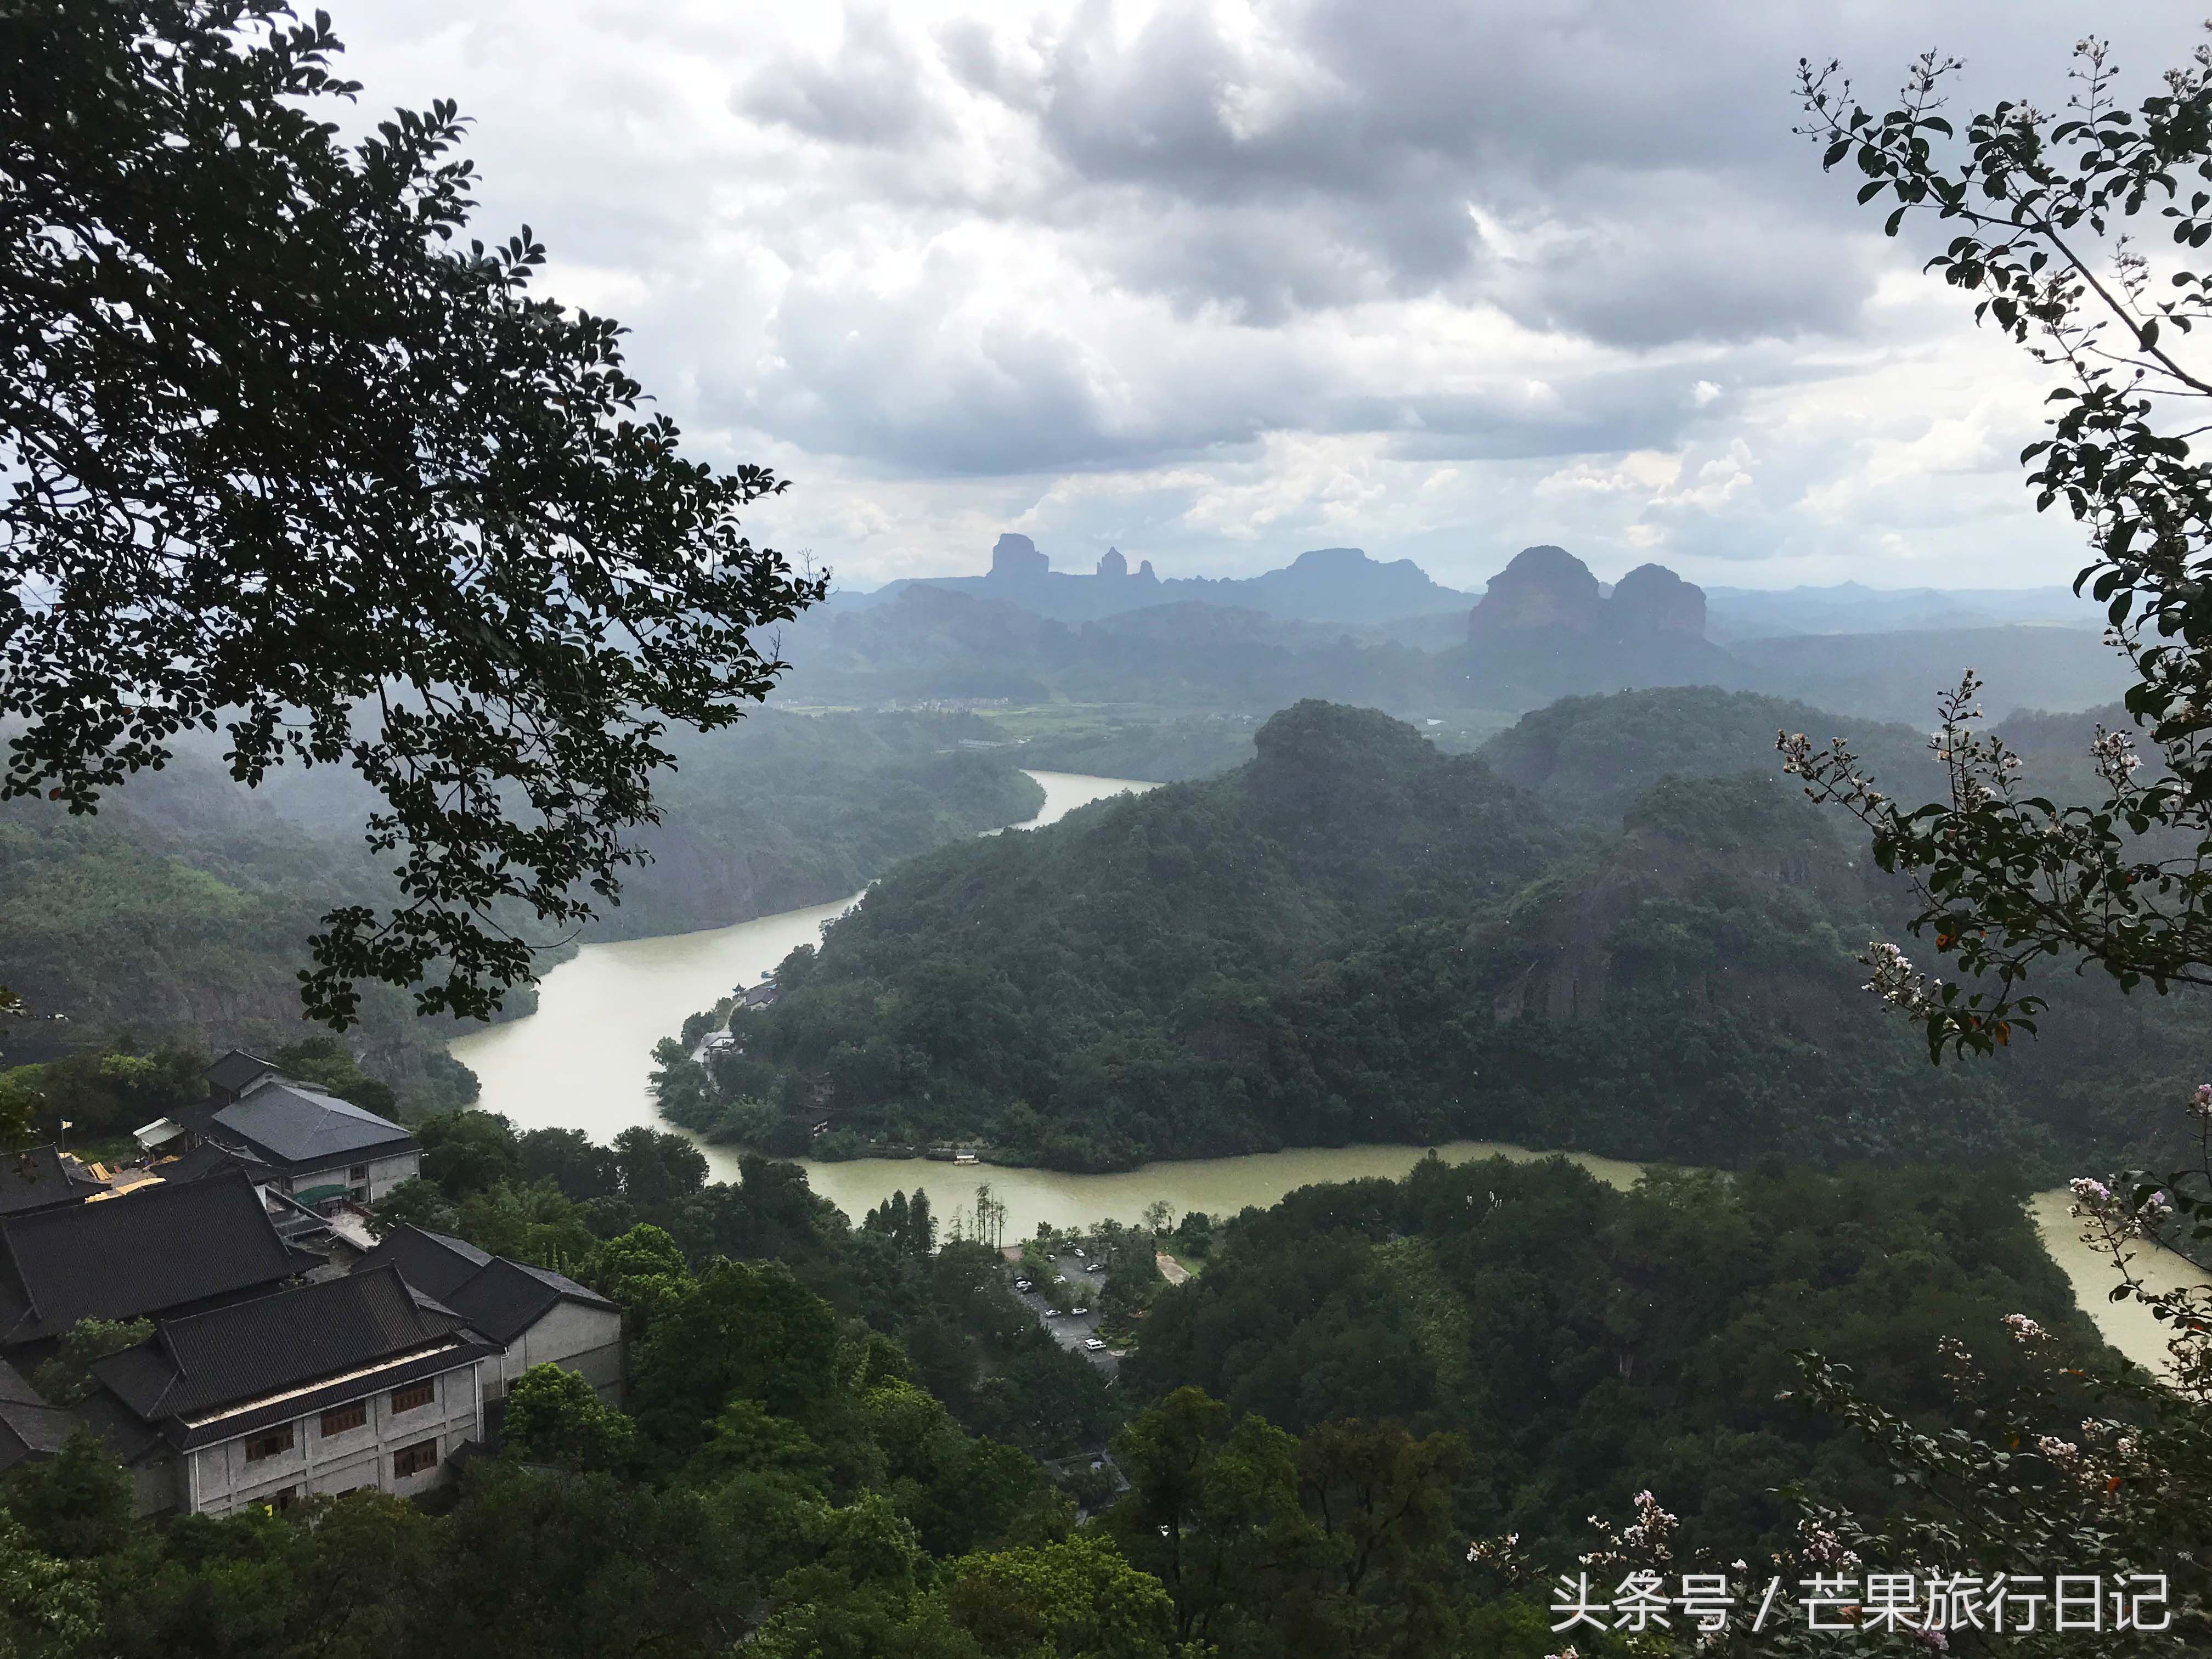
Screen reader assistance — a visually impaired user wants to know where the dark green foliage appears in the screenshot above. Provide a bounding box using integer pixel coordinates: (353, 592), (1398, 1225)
(861, 1187), (939, 1256)
(1478, 686), (1944, 830)
(611, 1125), (708, 1207)
(0, 0), (823, 1025)
(1126, 1155), (2102, 1566)
(0, 1043), (205, 1142)
(268, 1035), (399, 1119)
(30, 1319), (153, 1407)
(596, 714), (1046, 942)
(518, 1127), (622, 1201)
(1096, 1387), (1469, 1659)
(417, 1111), (523, 1199)
(1015, 714), (1259, 782)
(500, 1363), (636, 1472)
(710, 698), (2202, 1174)
(733, 701), (1560, 1167)
(0, 1429), (134, 1561)
(630, 1258), (842, 1455)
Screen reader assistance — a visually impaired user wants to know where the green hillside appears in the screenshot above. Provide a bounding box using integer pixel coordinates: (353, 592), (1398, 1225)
(0, 712), (1043, 1122)
(708, 699), (2208, 1175)
(1123, 1154), (2106, 1565)
(735, 703), (1561, 1169)
(1477, 686), (1945, 827)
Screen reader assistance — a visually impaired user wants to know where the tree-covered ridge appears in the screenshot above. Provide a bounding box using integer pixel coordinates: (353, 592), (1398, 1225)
(579, 712), (1043, 941)
(699, 699), (2210, 1175)
(0, 712), (1041, 1123)
(735, 702), (1561, 1169)
(1476, 686), (1946, 830)
(1125, 1154), (2108, 1571)
(377, 1111), (1118, 1460)
(1008, 714), (1259, 784)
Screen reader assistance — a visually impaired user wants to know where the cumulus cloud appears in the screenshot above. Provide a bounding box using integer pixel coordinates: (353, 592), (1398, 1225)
(331, 0), (2202, 590)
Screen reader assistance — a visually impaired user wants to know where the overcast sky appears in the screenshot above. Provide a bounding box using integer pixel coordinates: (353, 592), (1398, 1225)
(341, 2), (2205, 593)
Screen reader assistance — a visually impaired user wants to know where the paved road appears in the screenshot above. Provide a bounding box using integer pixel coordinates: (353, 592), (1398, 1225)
(1012, 1250), (1120, 1376)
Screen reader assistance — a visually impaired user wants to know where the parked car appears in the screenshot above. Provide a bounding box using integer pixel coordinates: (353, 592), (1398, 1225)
(1053, 1274), (1068, 1284)
(1069, 1306), (1090, 1316)
(1045, 1308), (1062, 1318)
(1084, 1338), (1107, 1351)
(1014, 1279), (1033, 1292)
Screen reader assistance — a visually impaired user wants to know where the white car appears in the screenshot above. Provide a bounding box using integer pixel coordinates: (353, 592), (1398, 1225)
(1014, 1279), (1033, 1292)
(1069, 1306), (1090, 1316)
(1053, 1274), (1068, 1284)
(1084, 1338), (1106, 1351)
(1044, 1308), (1063, 1318)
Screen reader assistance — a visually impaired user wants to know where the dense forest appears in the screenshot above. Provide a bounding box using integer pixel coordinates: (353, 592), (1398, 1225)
(1008, 713), (1261, 784)
(9, 1108), (2151, 1658)
(1121, 1152), (2108, 1581)
(0, 712), (1040, 1123)
(684, 695), (2209, 1175)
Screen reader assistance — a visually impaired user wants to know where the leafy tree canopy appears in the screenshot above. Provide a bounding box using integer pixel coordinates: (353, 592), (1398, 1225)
(0, 0), (822, 1034)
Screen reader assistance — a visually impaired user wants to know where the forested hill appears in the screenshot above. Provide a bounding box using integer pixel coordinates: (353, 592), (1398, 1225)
(712, 698), (2208, 1175)
(1476, 686), (1946, 827)
(584, 713), (1043, 941)
(732, 703), (1559, 1168)
(0, 712), (1041, 1121)
(1124, 1154), (2105, 1565)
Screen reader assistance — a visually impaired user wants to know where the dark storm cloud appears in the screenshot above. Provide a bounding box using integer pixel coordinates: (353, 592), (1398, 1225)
(939, 1), (2200, 345)
(737, 10), (947, 148)
(336, 0), (2206, 583)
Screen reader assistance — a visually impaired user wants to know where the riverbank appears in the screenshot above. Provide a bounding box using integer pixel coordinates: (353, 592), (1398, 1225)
(447, 771), (1158, 1136)
(448, 768), (2210, 1377)
(794, 1141), (2208, 1375)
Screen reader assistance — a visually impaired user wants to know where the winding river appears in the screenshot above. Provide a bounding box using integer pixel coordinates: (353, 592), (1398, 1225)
(450, 770), (2210, 1372)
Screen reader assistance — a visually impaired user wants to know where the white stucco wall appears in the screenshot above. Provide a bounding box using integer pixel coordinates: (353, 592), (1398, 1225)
(183, 1357), (482, 1517)
(484, 1300), (624, 1404)
(281, 1149), (419, 1204)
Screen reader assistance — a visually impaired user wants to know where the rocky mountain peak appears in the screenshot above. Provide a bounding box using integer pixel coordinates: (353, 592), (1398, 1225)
(990, 533), (1049, 577)
(1611, 563), (1706, 636)
(1097, 546), (1128, 578)
(1466, 545), (1705, 641)
(1467, 546), (1604, 637)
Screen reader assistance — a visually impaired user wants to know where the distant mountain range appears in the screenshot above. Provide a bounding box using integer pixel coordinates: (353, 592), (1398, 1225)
(833, 535), (1480, 627)
(1703, 580), (2098, 642)
(780, 536), (2123, 723)
(830, 535), (2100, 639)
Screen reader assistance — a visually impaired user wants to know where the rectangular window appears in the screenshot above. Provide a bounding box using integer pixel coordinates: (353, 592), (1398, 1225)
(319, 1401), (368, 1437)
(349, 1164), (369, 1182)
(242, 1424), (295, 1463)
(392, 1437), (439, 1479)
(266, 1486), (298, 1512)
(389, 1380), (435, 1414)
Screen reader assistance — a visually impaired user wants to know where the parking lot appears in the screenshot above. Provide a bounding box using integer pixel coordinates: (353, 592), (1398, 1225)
(1011, 1248), (1120, 1376)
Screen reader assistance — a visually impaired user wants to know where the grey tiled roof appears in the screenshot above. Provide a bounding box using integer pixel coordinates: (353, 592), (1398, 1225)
(206, 1049), (279, 1099)
(91, 1265), (495, 1449)
(154, 1138), (272, 1183)
(0, 1358), (78, 1472)
(0, 1146), (95, 1217)
(210, 1079), (414, 1175)
(0, 1168), (308, 1344)
(353, 1227), (615, 1346)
